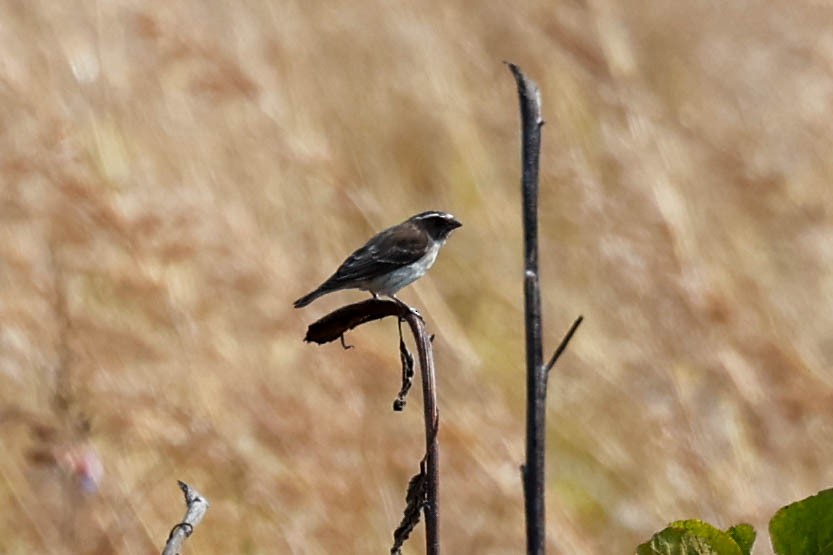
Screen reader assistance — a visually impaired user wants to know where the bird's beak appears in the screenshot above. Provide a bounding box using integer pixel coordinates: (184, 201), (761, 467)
(449, 217), (462, 230)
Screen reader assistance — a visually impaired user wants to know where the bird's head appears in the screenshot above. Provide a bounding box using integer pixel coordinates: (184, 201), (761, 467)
(409, 211), (462, 241)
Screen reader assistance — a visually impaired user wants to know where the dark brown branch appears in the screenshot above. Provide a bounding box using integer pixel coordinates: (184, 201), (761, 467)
(161, 481), (209, 555)
(303, 299), (440, 555)
(544, 316), (584, 375)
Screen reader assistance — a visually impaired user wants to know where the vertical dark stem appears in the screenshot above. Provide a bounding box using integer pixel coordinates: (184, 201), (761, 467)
(404, 314), (440, 555)
(507, 62), (546, 555)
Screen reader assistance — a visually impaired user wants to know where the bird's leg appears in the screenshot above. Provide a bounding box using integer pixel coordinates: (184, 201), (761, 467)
(388, 294), (423, 321)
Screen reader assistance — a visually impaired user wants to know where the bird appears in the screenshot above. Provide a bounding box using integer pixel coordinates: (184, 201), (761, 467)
(294, 210), (462, 308)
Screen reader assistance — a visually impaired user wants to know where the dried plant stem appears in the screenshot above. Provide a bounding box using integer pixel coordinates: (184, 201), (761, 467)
(402, 311), (440, 555)
(303, 299), (440, 555)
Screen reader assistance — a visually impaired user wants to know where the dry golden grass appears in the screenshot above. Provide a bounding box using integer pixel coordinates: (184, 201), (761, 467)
(2, 1), (833, 553)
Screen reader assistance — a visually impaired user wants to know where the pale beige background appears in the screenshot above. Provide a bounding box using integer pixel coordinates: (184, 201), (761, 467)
(1, 1), (832, 553)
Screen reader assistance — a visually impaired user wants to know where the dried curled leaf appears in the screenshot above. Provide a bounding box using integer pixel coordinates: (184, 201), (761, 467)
(303, 299), (406, 344)
(391, 464), (428, 555)
(393, 322), (414, 411)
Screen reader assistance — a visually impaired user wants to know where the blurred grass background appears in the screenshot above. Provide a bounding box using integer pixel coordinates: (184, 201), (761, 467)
(2, 1), (833, 553)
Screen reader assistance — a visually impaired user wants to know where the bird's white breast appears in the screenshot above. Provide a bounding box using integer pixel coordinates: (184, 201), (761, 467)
(364, 240), (442, 295)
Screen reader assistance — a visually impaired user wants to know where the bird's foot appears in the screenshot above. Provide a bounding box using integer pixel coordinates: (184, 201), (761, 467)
(389, 295), (423, 321)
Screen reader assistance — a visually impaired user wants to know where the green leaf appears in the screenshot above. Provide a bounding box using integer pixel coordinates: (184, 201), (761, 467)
(636, 527), (717, 555)
(727, 524), (756, 555)
(770, 488), (833, 555)
(636, 520), (743, 555)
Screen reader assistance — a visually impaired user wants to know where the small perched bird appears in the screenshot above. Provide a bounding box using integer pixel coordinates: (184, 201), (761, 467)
(294, 210), (462, 308)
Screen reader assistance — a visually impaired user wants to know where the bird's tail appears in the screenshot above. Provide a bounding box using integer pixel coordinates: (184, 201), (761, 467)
(293, 288), (325, 308)
(294, 281), (340, 308)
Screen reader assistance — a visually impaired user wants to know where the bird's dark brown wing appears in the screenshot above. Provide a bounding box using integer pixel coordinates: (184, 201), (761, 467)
(328, 221), (429, 284)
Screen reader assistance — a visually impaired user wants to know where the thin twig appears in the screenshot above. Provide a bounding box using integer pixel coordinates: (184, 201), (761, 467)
(544, 316), (584, 375)
(161, 481), (209, 555)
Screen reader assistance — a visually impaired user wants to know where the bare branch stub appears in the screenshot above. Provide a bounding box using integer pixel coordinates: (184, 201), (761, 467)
(161, 481), (209, 555)
(339, 334), (354, 350)
(544, 316), (584, 375)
